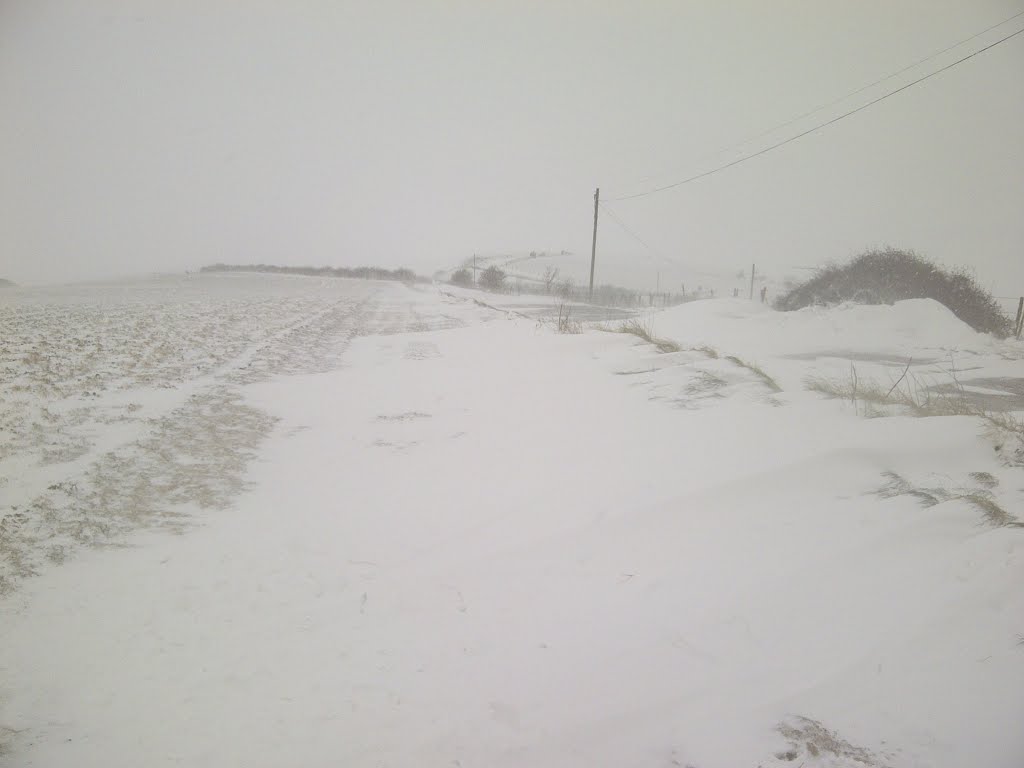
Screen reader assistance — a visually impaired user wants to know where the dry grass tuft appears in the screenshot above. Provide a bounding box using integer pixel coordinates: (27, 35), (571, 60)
(690, 344), (719, 359)
(875, 470), (1019, 527)
(723, 355), (782, 392)
(805, 366), (973, 418)
(963, 493), (1018, 527)
(684, 371), (727, 398)
(983, 411), (1024, 468)
(775, 716), (887, 766)
(807, 361), (1024, 470)
(555, 303), (583, 334)
(615, 318), (680, 353)
(968, 471), (999, 488)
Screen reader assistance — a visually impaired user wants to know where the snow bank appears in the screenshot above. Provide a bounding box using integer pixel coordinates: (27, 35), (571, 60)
(651, 298), (995, 359)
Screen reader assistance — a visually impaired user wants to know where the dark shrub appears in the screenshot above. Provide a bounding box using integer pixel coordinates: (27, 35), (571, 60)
(774, 248), (1011, 337)
(450, 268), (473, 287)
(479, 266), (505, 291)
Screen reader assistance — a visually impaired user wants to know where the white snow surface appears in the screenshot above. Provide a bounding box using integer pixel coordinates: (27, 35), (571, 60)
(653, 297), (992, 357)
(2, 277), (1023, 767)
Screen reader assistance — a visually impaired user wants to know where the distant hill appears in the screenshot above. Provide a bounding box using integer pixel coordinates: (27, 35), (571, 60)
(0, 278), (16, 288)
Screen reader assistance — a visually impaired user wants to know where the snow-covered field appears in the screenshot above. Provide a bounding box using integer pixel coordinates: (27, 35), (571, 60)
(2, 275), (1022, 767)
(0, 274), (486, 595)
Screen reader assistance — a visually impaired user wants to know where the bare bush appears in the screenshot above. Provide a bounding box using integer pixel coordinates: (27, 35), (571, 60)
(555, 304), (582, 334)
(542, 266), (560, 294)
(557, 277), (576, 300)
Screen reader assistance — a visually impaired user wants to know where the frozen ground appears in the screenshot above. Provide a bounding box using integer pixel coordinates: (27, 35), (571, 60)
(1, 276), (1022, 767)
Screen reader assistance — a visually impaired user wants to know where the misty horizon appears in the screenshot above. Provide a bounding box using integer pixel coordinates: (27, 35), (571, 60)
(2, 2), (1022, 291)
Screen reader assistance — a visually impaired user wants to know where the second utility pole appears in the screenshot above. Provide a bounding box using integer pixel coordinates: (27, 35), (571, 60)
(588, 187), (600, 301)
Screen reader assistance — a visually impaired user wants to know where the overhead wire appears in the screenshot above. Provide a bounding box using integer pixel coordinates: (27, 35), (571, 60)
(728, 7), (1024, 149)
(611, 22), (1024, 202)
(612, 7), (1024, 198)
(597, 201), (678, 265)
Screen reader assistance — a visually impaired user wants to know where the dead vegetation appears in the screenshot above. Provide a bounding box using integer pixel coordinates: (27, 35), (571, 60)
(806, 359), (1024, 469)
(610, 321), (784, 398)
(0, 277), (414, 595)
(0, 726), (18, 759)
(375, 411), (431, 422)
(724, 355), (782, 392)
(774, 716), (890, 766)
(804, 358), (976, 418)
(985, 410), (1024, 468)
(555, 303), (583, 334)
(0, 389), (276, 595)
(684, 371), (728, 398)
(875, 470), (1021, 527)
(614, 318), (680, 352)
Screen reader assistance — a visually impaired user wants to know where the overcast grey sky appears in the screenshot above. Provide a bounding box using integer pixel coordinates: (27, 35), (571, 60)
(2, 1), (1022, 291)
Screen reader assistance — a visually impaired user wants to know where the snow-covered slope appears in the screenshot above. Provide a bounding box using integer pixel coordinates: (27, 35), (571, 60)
(652, 297), (995, 355)
(644, 297), (1018, 400)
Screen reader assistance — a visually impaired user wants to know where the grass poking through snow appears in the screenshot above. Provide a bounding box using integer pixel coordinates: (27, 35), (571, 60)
(723, 355), (782, 392)
(984, 411), (1024, 468)
(805, 366), (974, 418)
(555, 303), (583, 334)
(614, 318), (680, 352)
(808, 363), (1024, 468)
(775, 716), (888, 766)
(610, 321), (784, 397)
(875, 470), (1020, 527)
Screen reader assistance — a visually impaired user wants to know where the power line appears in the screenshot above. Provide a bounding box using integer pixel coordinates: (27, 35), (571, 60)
(612, 7), (1024, 197)
(735, 8), (1024, 147)
(598, 201), (677, 265)
(612, 23), (1024, 202)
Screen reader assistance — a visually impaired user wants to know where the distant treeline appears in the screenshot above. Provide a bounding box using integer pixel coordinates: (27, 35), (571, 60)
(200, 263), (426, 282)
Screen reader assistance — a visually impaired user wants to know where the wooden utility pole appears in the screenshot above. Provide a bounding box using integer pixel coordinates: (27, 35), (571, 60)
(588, 187), (600, 301)
(749, 263), (756, 300)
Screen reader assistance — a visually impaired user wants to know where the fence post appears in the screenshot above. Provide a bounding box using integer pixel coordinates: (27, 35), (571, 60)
(1016, 297), (1023, 339)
